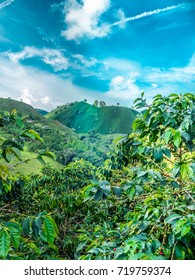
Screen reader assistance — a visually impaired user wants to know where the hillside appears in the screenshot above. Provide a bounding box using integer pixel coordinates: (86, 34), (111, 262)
(0, 97), (76, 133)
(46, 101), (137, 134)
(0, 98), (119, 167)
(0, 98), (43, 120)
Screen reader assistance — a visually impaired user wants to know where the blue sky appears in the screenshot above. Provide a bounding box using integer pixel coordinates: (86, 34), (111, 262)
(0, 0), (194, 110)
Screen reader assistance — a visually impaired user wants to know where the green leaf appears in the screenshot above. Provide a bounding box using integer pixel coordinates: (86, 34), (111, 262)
(102, 185), (111, 198)
(21, 129), (44, 142)
(168, 233), (175, 247)
(165, 214), (181, 224)
(137, 170), (148, 178)
(0, 164), (9, 180)
(8, 226), (21, 249)
(181, 132), (191, 143)
(181, 224), (191, 237)
(3, 147), (15, 162)
(39, 150), (56, 161)
(113, 186), (122, 197)
(83, 184), (94, 200)
(153, 148), (163, 162)
(148, 169), (162, 181)
(11, 147), (22, 161)
(172, 166), (180, 177)
(175, 244), (185, 260)
(187, 204), (195, 210)
(180, 163), (190, 179)
(28, 242), (41, 255)
(127, 186), (136, 201)
(0, 229), (10, 259)
(170, 181), (180, 189)
(94, 188), (103, 201)
(37, 156), (46, 165)
(138, 221), (149, 233)
(22, 218), (31, 236)
(151, 239), (161, 251)
(162, 147), (171, 158)
(32, 218), (41, 239)
(168, 93), (179, 98)
(15, 116), (24, 128)
(43, 216), (57, 244)
(173, 131), (182, 148)
(163, 130), (172, 144)
(76, 241), (87, 253)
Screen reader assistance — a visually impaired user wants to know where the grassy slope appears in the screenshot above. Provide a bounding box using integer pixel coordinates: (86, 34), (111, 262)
(46, 102), (137, 134)
(0, 98), (132, 168)
(0, 98), (42, 120)
(1, 150), (63, 176)
(0, 97), (77, 135)
(0, 98), (75, 174)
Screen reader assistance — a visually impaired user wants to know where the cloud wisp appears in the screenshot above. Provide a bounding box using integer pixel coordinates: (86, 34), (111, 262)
(5, 47), (69, 72)
(113, 3), (188, 28)
(61, 1), (189, 41)
(0, 0), (14, 9)
(105, 53), (195, 102)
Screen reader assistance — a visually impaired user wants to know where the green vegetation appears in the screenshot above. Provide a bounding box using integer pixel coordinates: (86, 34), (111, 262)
(46, 101), (137, 134)
(0, 98), (43, 121)
(0, 93), (194, 260)
(0, 98), (119, 167)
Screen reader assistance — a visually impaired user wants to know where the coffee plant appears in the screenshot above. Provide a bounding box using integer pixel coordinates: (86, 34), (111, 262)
(0, 93), (194, 259)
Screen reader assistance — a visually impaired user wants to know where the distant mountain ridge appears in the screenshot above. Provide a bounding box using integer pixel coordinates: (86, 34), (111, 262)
(46, 101), (137, 134)
(35, 108), (48, 116)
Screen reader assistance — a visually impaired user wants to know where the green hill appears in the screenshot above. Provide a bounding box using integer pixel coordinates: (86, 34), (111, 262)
(0, 97), (43, 120)
(46, 101), (137, 134)
(0, 97), (75, 133)
(0, 98), (119, 167)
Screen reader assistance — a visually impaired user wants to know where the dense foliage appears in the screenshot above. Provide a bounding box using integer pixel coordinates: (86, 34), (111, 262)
(0, 93), (194, 260)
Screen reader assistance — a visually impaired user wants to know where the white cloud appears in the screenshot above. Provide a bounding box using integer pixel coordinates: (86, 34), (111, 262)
(0, 0), (14, 9)
(0, 57), (103, 110)
(103, 58), (140, 72)
(151, 83), (158, 88)
(61, 0), (111, 41)
(72, 54), (97, 67)
(143, 58), (195, 84)
(113, 3), (188, 28)
(106, 72), (142, 100)
(115, 9), (127, 29)
(6, 47), (69, 72)
(19, 89), (52, 108)
(59, 2), (191, 41)
(105, 53), (195, 102)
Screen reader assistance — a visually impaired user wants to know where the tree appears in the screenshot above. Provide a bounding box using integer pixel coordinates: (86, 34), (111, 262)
(106, 93), (195, 259)
(93, 100), (99, 107)
(99, 101), (106, 107)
